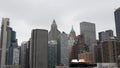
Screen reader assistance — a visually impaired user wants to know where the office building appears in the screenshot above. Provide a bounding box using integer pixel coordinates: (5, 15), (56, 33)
(114, 7), (120, 39)
(78, 52), (95, 64)
(68, 26), (76, 61)
(94, 41), (102, 63)
(20, 42), (27, 68)
(0, 18), (10, 68)
(48, 20), (61, 41)
(57, 32), (69, 66)
(69, 26), (76, 38)
(80, 22), (96, 51)
(30, 29), (48, 68)
(99, 30), (113, 41)
(70, 35), (89, 60)
(48, 41), (57, 68)
(13, 47), (19, 65)
(101, 38), (120, 63)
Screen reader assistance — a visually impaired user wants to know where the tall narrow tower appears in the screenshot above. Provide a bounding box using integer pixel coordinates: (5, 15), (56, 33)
(114, 8), (120, 39)
(0, 18), (9, 68)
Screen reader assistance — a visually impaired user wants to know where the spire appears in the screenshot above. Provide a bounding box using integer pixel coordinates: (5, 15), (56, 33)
(69, 25), (76, 38)
(71, 25), (75, 32)
(51, 19), (57, 30)
(53, 19), (56, 24)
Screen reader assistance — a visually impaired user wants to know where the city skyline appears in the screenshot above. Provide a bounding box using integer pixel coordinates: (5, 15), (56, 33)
(0, 0), (120, 44)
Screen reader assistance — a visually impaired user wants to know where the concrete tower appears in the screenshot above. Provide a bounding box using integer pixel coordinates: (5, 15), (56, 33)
(0, 18), (9, 68)
(30, 29), (48, 68)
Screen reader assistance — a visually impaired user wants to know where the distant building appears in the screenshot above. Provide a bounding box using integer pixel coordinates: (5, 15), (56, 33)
(57, 32), (69, 66)
(7, 28), (18, 65)
(68, 26), (76, 61)
(20, 42), (27, 68)
(70, 35), (89, 60)
(78, 52), (95, 64)
(80, 22), (96, 52)
(13, 47), (19, 65)
(99, 30), (114, 41)
(69, 26), (76, 38)
(114, 7), (120, 39)
(0, 18), (18, 68)
(48, 41), (57, 68)
(0, 18), (10, 68)
(101, 38), (120, 63)
(30, 29), (48, 68)
(94, 41), (102, 63)
(48, 20), (61, 41)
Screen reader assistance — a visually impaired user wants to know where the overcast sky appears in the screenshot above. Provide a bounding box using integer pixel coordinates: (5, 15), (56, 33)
(0, 0), (120, 45)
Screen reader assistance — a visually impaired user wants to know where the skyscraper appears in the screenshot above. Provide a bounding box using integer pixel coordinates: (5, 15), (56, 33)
(68, 26), (76, 61)
(69, 26), (76, 38)
(20, 42), (27, 68)
(57, 32), (69, 66)
(101, 38), (120, 63)
(48, 20), (61, 41)
(30, 29), (48, 68)
(48, 41), (57, 68)
(80, 22), (96, 51)
(99, 30), (114, 41)
(115, 8), (120, 39)
(0, 18), (18, 68)
(0, 18), (10, 68)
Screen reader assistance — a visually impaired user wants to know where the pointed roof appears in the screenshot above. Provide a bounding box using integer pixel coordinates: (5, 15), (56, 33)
(53, 19), (56, 24)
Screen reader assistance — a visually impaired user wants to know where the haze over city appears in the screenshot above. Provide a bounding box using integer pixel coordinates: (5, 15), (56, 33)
(0, 0), (120, 44)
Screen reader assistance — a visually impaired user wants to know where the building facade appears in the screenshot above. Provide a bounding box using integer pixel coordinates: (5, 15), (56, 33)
(13, 47), (20, 65)
(30, 29), (48, 68)
(57, 32), (69, 66)
(114, 7), (120, 39)
(0, 18), (9, 68)
(48, 41), (57, 68)
(99, 30), (113, 41)
(48, 20), (61, 41)
(78, 52), (95, 64)
(101, 38), (120, 63)
(80, 22), (96, 52)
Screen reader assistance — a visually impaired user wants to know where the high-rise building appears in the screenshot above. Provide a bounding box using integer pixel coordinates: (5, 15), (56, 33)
(0, 18), (10, 68)
(48, 20), (61, 41)
(70, 35), (89, 60)
(80, 22), (96, 51)
(13, 47), (20, 65)
(20, 42), (27, 68)
(101, 38), (120, 63)
(114, 8), (120, 39)
(94, 41), (102, 63)
(68, 26), (76, 61)
(0, 18), (18, 68)
(69, 26), (76, 38)
(57, 32), (69, 66)
(99, 30), (113, 41)
(20, 41), (30, 68)
(7, 28), (18, 65)
(48, 41), (57, 68)
(30, 29), (48, 68)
